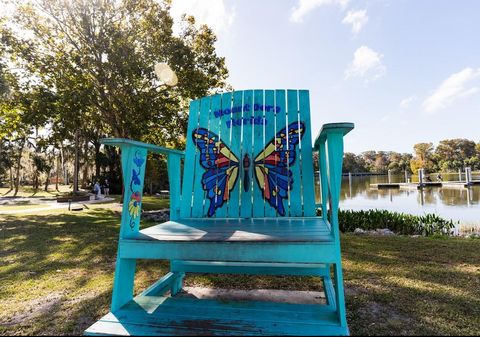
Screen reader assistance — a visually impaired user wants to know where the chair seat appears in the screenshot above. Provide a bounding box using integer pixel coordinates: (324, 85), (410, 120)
(136, 217), (333, 242)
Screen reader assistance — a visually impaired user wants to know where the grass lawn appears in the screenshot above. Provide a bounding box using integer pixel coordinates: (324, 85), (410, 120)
(140, 196), (170, 211)
(0, 185), (72, 198)
(0, 208), (479, 336)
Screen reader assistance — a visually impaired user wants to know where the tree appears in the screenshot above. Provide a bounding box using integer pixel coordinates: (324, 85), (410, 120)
(8, 0), (228, 141)
(2, 0), (229, 194)
(342, 152), (366, 173)
(361, 151), (377, 172)
(435, 139), (476, 171)
(411, 142), (435, 173)
(373, 151), (388, 173)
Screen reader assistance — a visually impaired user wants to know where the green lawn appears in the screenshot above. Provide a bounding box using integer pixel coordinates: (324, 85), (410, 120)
(140, 196), (170, 211)
(0, 185), (72, 198)
(0, 208), (479, 336)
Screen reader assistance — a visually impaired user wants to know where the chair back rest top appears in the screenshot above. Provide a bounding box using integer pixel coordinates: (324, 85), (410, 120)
(180, 89), (316, 218)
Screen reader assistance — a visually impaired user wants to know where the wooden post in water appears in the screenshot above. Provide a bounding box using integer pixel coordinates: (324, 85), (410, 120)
(465, 167), (472, 186)
(418, 168), (424, 187)
(467, 187), (472, 206)
(348, 172), (352, 197)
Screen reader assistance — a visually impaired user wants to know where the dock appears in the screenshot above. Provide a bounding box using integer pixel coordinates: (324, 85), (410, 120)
(370, 181), (480, 189)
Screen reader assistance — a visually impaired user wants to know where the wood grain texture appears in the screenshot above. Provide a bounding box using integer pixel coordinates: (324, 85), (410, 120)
(85, 295), (348, 336)
(95, 89), (354, 336)
(136, 217), (332, 242)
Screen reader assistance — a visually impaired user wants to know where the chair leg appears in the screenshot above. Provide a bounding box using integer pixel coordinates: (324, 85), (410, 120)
(333, 262), (347, 327)
(111, 258), (137, 312)
(170, 260), (185, 296)
(171, 272), (185, 296)
(322, 275), (337, 310)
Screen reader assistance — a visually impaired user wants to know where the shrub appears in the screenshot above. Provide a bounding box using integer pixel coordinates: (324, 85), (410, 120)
(317, 209), (457, 236)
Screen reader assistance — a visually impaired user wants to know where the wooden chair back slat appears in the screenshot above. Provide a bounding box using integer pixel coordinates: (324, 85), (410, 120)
(299, 90), (316, 216)
(252, 89), (266, 217)
(227, 91), (244, 218)
(182, 89), (316, 218)
(180, 99), (200, 218)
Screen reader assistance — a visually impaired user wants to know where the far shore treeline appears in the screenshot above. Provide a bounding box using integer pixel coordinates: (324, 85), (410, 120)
(338, 140), (480, 174)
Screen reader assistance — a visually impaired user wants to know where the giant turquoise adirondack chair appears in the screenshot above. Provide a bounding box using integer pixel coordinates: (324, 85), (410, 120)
(85, 89), (353, 336)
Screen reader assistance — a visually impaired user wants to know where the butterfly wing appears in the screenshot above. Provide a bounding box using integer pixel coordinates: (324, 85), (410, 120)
(192, 127), (240, 217)
(253, 121), (305, 216)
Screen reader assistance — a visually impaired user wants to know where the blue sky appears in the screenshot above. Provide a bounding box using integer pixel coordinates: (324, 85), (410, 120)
(171, 0), (480, 154)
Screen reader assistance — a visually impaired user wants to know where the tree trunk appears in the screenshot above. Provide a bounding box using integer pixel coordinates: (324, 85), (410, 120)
(44, 169), (51, 191)
(60, 144), (68, 185)
(93, 140), (101, 179)
(55, 152), (60, 191)
(13, 140), (25, 197)
(9, 167), (13, 190)
(81, 138), (89, 188)
(33, 174), (38, 191)
(73, 130), (79, 193)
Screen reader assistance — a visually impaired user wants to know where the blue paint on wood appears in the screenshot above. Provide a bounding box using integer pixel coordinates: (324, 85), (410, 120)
(192, 97), (211, 217)
(240, 90), (254, 218)
(167, 154), (182, 221)
(140, 272), (176, 297)
(263, 90), (277, 217)
(227, 91), (244, 218)
(215, 92), (233, 218)
(274, 90), (288, 216)
(252, 90), (266, 217)
(92, 90), (354, 336)
(287, 90), (303, 217)
(206, 94), (222, 218)
(298, 90), (316, 216)
(171, 261), (330, 277)
(180, 99), (200, 218)
(86, 295), (349, 336)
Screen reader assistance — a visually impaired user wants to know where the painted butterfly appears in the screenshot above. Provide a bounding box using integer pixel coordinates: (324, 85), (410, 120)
(192, 121), (305, 217)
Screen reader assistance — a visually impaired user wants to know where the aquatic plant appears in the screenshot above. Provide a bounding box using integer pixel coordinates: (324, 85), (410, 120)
(317, 208), (457, 236)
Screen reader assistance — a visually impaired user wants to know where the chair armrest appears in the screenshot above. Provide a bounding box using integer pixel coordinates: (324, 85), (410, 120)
(101, 138), (184, 238)
(313, 122), (354, 240)
(313, 123), (354, 150)
(101, 138), (185, 157)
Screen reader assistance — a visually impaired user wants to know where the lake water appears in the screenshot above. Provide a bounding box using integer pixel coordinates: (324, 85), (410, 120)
(315, 173), (480, 226)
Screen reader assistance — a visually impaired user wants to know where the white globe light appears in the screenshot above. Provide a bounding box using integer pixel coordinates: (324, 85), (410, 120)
(154, 62), (178, 86)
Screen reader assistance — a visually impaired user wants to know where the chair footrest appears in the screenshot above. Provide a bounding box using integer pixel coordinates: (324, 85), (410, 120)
(85, 295), (348, 336)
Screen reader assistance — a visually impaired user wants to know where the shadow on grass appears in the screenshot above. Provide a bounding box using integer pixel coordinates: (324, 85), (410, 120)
(0, 210), (120, 284)
(1, 213), (479, 336)
(1, 189), (13, 196)
(342, 235), (480, 335)
(0, 210), (171, 335)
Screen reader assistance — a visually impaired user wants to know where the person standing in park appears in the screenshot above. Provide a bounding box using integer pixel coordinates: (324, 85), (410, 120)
(103, 179), (110, 197)
(93, 181), (101, 200)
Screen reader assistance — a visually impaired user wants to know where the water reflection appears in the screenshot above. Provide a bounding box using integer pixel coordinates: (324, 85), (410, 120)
(315, 174), (480, 224)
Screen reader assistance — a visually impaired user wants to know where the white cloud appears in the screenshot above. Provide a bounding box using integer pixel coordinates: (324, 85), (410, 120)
(422, 67), (480, 113)
(400, 95), (416, 109)
(290, 0), (349, 23)
(170, 0), (235, 35)
(345, 46), (386, 82)
(342, 9), (368, 34)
